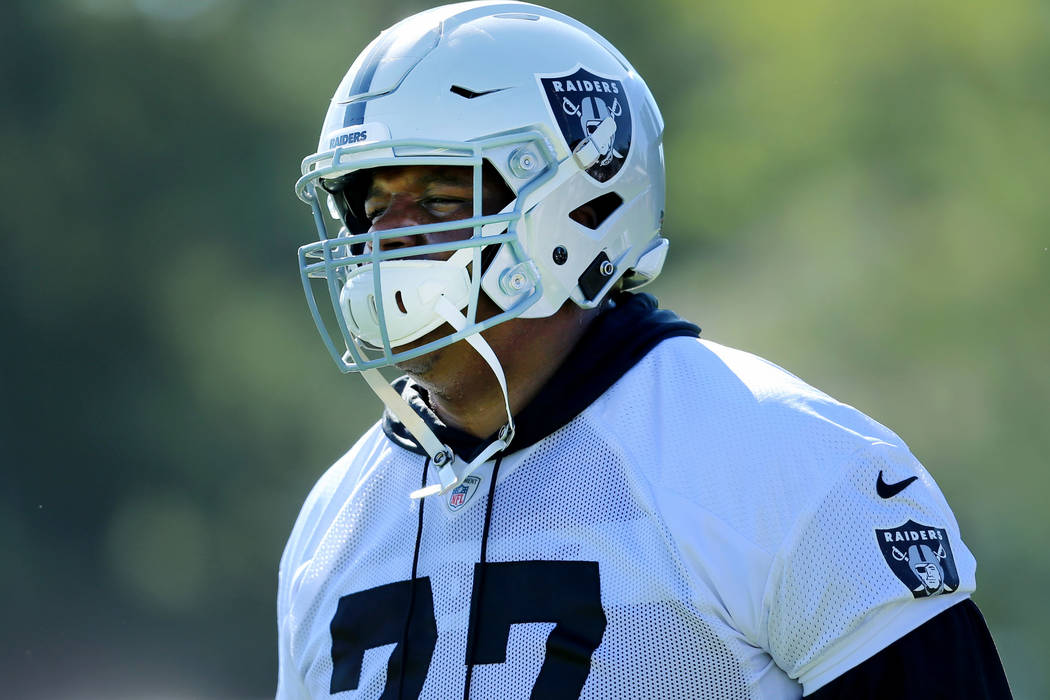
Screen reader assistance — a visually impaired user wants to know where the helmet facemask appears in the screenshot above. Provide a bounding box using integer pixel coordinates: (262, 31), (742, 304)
(296, 134), (556, 374)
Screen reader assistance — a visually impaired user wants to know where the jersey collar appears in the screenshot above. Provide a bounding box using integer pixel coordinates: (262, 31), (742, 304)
(381, 292), (701, 461)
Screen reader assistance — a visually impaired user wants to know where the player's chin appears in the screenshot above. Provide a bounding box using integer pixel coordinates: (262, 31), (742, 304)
(381, 296), (501, 374)
(393, 352), (438, 378)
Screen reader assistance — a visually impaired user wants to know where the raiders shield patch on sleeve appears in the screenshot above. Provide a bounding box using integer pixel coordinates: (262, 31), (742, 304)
(876, 520), (960, 598)
(539, 67), (632, 182)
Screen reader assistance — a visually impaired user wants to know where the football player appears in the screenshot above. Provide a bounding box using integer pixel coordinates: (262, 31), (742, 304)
(277, 2), (1011, 697)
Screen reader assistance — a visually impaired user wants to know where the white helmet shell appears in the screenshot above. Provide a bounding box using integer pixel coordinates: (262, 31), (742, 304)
(296, 1), (667, 372)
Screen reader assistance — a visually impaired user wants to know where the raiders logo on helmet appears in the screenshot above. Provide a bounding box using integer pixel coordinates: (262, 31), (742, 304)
(539, 67), (632, 183)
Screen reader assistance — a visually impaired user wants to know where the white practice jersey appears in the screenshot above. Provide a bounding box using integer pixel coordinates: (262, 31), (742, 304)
(277, 337), (976, 699)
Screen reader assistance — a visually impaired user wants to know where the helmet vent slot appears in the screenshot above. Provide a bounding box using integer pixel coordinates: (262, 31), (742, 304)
(394, 290), (408, 315)
(569, 192), (623, 230)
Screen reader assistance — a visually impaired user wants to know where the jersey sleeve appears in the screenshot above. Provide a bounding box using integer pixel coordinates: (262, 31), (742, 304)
(276, 462), (344, 700)
(806, 599), (1011, 698)
(275, 424), (386, 699)
(276, 556), (310, 699)
(763, 440), (977, 694)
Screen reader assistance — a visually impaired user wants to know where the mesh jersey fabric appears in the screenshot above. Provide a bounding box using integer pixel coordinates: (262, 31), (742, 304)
(277, 337), (976, 699)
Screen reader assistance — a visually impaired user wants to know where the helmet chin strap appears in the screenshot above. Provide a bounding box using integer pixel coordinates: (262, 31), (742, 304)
(358, 295), (515, 500)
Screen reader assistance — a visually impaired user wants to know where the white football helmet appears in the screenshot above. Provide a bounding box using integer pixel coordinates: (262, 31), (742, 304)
(294, 1), (668, 495)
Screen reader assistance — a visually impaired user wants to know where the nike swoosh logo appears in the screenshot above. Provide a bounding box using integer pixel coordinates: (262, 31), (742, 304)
(877, 471), (918, 499)
(449, 85), (510, 99)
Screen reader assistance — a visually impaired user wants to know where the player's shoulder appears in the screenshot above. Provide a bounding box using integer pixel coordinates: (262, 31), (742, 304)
(666, 336), (892, 424)
(610, 335), (843, 406)
(279, 421), (389, 571)
(600, 335), (905, 461)
(309, 421), (389, 502)
(589, 336), (924, 544)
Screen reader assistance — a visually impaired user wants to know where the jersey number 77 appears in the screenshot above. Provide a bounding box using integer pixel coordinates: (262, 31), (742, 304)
(330, 560), (606, 698)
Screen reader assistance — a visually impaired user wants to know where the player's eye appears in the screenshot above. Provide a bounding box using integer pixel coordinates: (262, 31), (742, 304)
(363, 194), (389, 222)
(423, 196), (470, 216)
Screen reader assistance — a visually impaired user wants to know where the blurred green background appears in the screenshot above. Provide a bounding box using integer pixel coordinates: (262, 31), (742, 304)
(2, 0), (1046, 697)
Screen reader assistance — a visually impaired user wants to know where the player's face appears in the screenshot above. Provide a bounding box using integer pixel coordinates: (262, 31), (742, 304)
(355, 164), (513, 376)
(361, 164), (512, 257)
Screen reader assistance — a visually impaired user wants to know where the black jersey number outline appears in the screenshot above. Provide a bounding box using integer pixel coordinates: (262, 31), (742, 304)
(330, 560), (606, 698)
(329, 577), (438, 697)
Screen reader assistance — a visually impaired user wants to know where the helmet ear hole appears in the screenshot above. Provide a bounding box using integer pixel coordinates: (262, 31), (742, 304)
(321, 171), (373, 234)
(481, 159), (515, 209)
(569, 192), (623, 230)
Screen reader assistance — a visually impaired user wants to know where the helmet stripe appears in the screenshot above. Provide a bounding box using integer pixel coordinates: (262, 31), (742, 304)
(342, 29), (400, 128)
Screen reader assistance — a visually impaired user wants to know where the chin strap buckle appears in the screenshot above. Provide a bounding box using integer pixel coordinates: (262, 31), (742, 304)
(410, 451), (459, 499)
(408, 423), (514, 500)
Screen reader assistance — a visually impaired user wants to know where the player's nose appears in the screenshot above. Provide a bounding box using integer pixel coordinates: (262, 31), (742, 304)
(367, 196), (424, 252)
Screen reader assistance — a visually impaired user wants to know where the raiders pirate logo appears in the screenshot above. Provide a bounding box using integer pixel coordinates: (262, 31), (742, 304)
(539, 67), (632, 182)
(876, 520), (960, 598)
(447, 475), (482, 512)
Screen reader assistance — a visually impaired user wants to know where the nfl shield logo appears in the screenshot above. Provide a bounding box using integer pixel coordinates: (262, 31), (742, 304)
(447, 475), (482, 512)
(876, 519), (960, 598)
